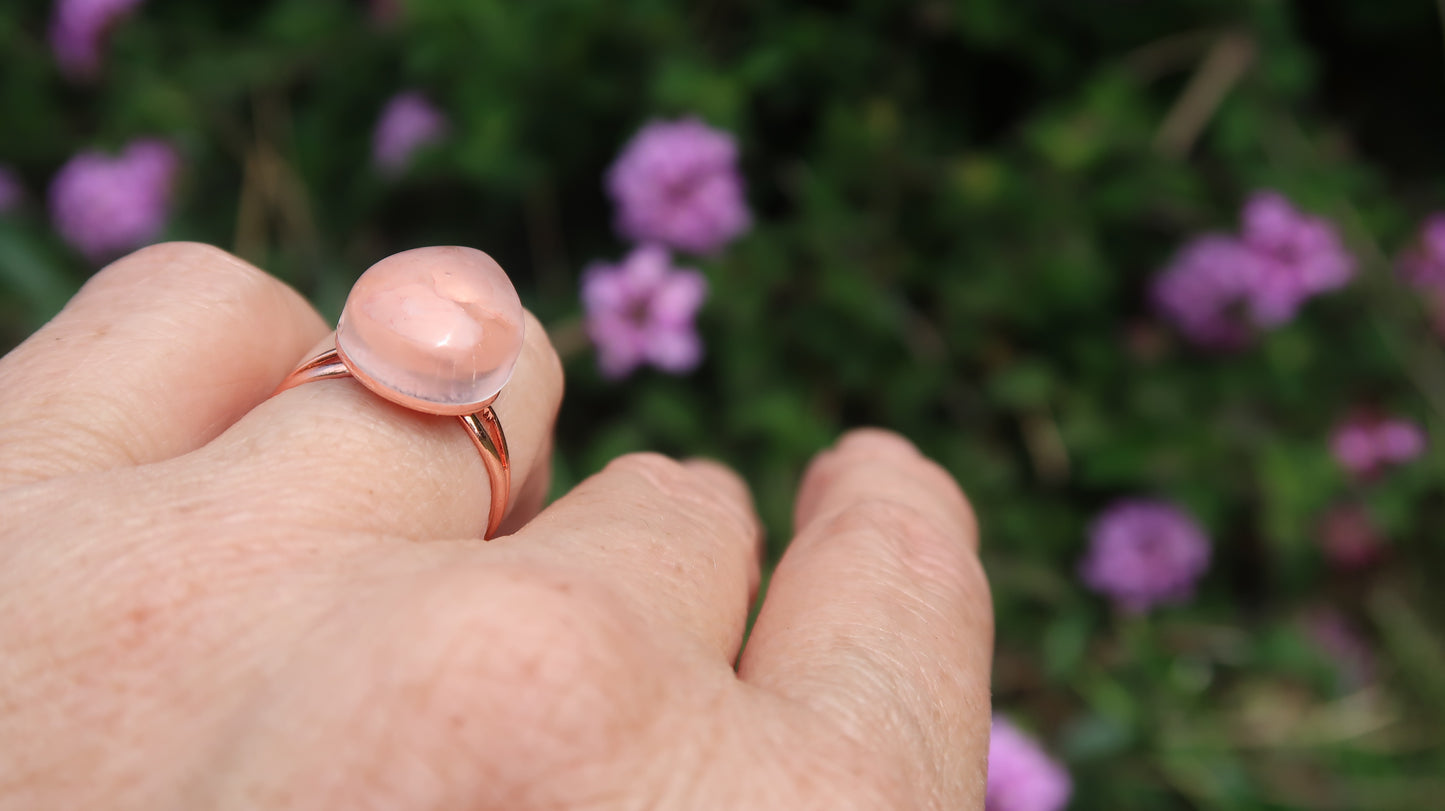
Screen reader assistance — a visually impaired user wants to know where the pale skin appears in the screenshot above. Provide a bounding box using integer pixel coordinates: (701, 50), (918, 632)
(0, 243), (993, 810)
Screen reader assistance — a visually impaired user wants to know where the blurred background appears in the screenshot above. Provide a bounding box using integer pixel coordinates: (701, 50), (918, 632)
(3, 1), (1445, 808)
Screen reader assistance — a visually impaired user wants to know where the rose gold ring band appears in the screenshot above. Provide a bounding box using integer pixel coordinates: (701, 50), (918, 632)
(273, 347), (511, 539)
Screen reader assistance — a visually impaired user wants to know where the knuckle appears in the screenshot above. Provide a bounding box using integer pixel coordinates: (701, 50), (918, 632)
(823, 497), (979, 587)
(834, 428), (921, 461)
(606, 452), (705, 504)
(103, 241), (313, 324)
(104, 241), (247, 286)
(605, 450), (688, 482)
(822, 440), (979, 552)
(132, 239), (239, 267)
(606, 453), (753, 535)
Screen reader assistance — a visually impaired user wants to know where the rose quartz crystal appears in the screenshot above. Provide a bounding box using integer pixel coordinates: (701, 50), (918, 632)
(337, 246), (525, 415)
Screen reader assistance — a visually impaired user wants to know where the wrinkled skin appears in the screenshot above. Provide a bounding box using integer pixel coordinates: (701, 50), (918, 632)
(0, 243), (992, 810)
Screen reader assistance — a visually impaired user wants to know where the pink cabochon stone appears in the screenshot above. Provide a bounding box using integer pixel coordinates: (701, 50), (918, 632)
(336, 246), (525, 415)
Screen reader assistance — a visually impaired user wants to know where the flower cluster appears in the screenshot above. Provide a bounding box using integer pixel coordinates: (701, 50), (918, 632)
(1153, 191), (1354, 349)
(371, 91), (449, 176)
(50, 0), (145, 79)
(1313, 412), (1425, 571)
(1086, 195), (1429, 754)
(1079, 499), (1212, 614)
(49, 138), (178, 262)
(1150, 236), (1260, 349)
(1330, 413), (1426, 479)
(1134, 196), (1430, 614)
(583, 118), (751, 378)
(986, 716), (1072, 811)
(582, 245), (708, 379)
(606, 118), (751, 255)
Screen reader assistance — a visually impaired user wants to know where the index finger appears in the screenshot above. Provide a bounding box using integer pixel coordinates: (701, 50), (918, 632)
(738, 429), (993, 808)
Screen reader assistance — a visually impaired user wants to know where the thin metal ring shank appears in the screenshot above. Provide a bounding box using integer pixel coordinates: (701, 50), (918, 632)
(274, 348), (511, 539)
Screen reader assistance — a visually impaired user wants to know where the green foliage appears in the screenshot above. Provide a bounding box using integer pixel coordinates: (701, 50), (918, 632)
(3, 0), (1445, 806)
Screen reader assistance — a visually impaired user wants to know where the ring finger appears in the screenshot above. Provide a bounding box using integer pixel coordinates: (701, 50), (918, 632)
(190, 248), (564, 541)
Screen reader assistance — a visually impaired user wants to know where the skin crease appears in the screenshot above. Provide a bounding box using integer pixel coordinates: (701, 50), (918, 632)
(0, 243), (993, 810)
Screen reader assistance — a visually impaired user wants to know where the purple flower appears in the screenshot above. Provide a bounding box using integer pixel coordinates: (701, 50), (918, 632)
(1079, 499), (1211, 613)
(1153, 191), (1354, 348)
(50, 0), (145, 79)
(606, 117), (751, 255)
(1378, 420), (1428, 463)
(372, 92), (449, 175)
(1397, 213), (1445, 289)
(1239, 191), (1354, 324)
(582, 245), (708, 379)
(1330, 414), (1426, 478)
(0, 166), (23, 213)
(1152, 235), (1262, 349)
(1330, 422), (1377, 477)
(986, 716), (1072, 811)
(50, 138), (178, 262)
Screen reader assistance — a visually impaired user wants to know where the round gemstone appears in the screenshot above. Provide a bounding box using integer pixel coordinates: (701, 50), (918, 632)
(336, 246), (525, 415)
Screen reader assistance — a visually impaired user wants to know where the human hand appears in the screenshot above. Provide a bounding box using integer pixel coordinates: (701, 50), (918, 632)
(0, 243), (992, 810)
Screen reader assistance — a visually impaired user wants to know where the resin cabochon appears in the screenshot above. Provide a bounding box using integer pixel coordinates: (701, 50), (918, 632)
(336, 246), (526, 415)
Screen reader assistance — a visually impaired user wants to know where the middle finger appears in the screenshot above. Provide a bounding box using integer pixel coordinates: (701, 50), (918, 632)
(506, 453), (762, 664)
